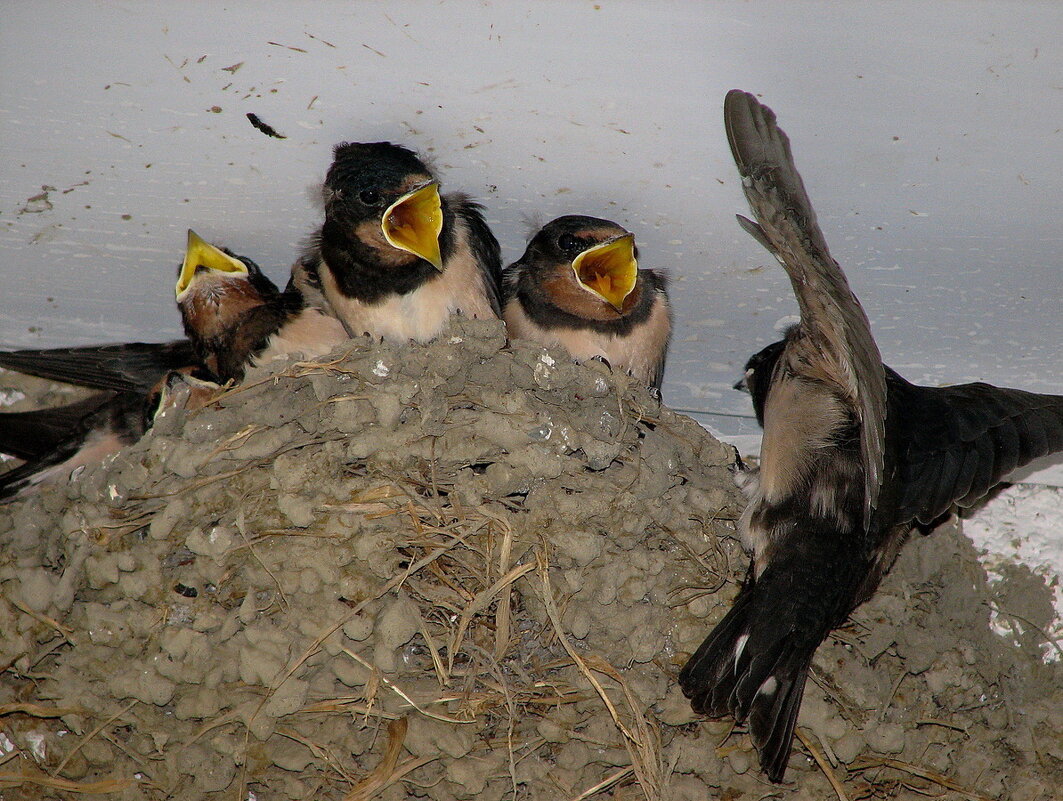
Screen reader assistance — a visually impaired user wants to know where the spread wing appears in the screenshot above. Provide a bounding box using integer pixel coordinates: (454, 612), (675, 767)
(0, 340), (195, 393)
(886, 369), (1063, 524)
(724, 89), (887, 527)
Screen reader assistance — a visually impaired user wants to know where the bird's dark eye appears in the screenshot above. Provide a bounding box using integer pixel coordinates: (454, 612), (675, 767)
(359, 188), (381, 205)
(557, 233), (579, 252)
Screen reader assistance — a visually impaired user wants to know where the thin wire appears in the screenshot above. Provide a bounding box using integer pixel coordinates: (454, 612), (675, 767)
(670, 407), (757, 421)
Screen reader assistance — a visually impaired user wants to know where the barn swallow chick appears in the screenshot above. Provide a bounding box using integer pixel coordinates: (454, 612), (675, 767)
(0, 229), (270, 393)
(502, 216), (671, 390)
(678, 90), (1063, 783)
(298, 141), (503, 342)
(176, 230), (346, 382)
(0, 390), (149, 501)
(0, 369), (222, 501)
(0, 232), (346, 395)
(0, 233), (346, 500)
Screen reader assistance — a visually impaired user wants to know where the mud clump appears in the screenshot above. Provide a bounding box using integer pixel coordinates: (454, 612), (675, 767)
(1, 317), (1061, 800)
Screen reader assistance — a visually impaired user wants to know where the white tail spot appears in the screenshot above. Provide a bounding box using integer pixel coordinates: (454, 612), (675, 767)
(734, 634), (750, 673)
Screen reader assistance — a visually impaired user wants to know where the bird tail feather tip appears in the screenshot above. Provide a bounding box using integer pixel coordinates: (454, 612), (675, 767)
(679, 580), (819, 783)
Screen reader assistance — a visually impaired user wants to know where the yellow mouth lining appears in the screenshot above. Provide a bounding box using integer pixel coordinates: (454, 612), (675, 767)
(571, 233), (638, 311)
(381, 182), (443, 270)
(175, 229), (249, 300)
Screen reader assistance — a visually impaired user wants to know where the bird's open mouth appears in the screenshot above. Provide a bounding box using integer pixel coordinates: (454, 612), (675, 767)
(176, 230), (249, 301)
(381, 182), (443, 270)
(571, 233), (637, 311)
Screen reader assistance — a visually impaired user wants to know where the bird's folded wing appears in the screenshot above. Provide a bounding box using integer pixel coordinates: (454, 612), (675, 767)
(0, 393), (120, 461)
(454, 198), (504, 317)
(0, 340), (195, 393)
(724, 89), (887, 525)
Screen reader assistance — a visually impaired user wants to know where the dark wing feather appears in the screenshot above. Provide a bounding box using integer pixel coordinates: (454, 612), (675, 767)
(646, 272), (672, 392)
(454, 197), (504, 317)
(679, 522), (858, 783)
(0, 340), (196, 393)
(0, 390), (148, 502)
(0, 458), (53, 501)
(725, 90), (887, 526)
(286, 250), (332, 314)
(0, 392), (119, 460)
(499, 258), (523, 307)
(886, 368), (1063, 524)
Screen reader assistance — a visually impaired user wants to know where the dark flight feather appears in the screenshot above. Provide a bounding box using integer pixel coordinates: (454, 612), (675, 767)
(0, 341), (196, 394)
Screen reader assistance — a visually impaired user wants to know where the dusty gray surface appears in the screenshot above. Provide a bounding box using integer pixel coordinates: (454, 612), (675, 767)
(1, 317), (1061, 800)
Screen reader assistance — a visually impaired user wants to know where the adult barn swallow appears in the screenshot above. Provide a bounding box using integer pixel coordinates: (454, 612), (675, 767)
(502, 216), (671, 389)
(298, 142), (503, 342)
(678, 91), (1063, 782)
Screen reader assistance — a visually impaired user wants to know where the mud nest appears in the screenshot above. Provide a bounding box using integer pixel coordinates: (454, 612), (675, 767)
(1, 317), (1061, 801)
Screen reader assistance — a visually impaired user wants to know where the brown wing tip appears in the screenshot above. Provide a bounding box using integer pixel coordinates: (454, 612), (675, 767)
(723, 90), (796, 183)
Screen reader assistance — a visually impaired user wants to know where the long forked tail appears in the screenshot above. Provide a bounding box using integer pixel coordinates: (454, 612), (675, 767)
(678, 577), (822, 782)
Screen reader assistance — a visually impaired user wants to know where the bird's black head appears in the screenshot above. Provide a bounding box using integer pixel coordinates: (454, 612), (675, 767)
(319, 141), (447, 277)
(526, 214), (639, 263)
(516, 215), (641, 317)
(322, 141), (435, 216)
(736, 339), (786, 427)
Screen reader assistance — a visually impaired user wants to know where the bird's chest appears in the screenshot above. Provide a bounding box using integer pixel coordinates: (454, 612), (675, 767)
(739, 376), (863, 571)
(503, 295), (668, 385)
(319, 252), (491, 343)
(256, 309), (349, 366)
(326, 279), (458, 343)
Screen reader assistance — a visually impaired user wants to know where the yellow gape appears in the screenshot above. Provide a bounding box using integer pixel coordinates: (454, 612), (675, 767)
(381, 182), (444, 270)
(571, 233), (637, 311)
(175, 230), (249, 301)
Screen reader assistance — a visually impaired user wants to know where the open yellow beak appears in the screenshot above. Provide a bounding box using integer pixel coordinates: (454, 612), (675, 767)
(571, 233), (638, 311)
(175, 230), (249, 301)
(381, 182), (443, 271)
